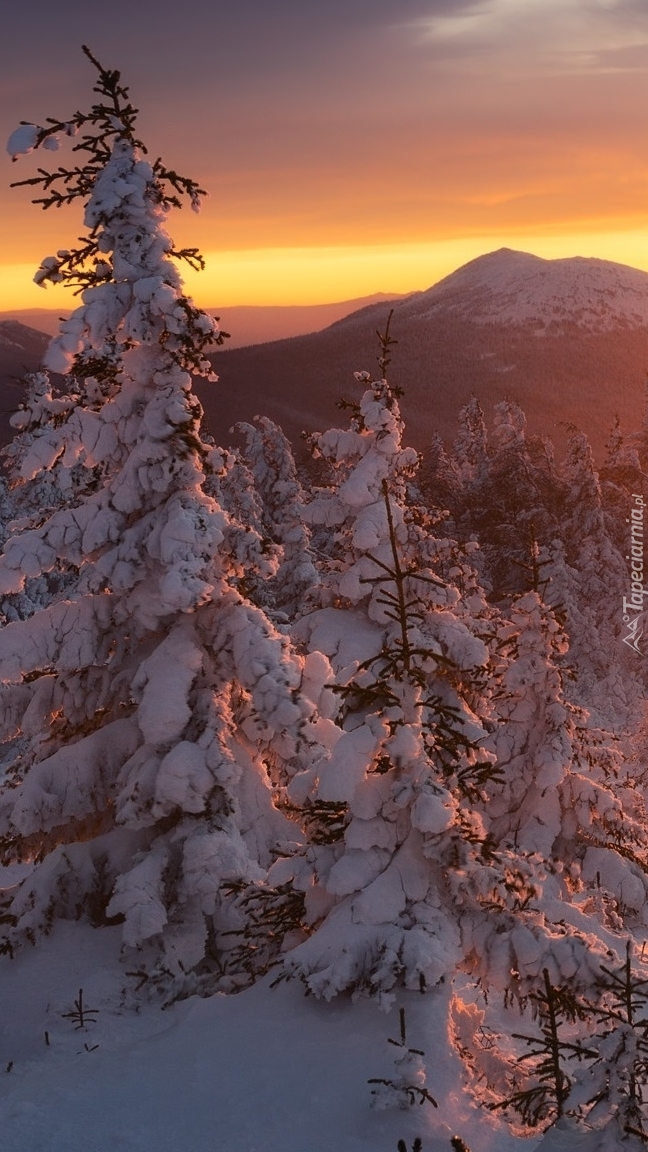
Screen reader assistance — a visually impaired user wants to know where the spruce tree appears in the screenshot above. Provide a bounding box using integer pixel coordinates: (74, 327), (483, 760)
(452, 396), (489, 490)
(558, 429), (634, 718)
(235, 416), (319, 619)
(0, 370), (98, 625)
(266, 361), (555, 1001)
(476, 400), (560, 597)
(420, 431), (461, 521)
(0, 49), (328, 991)
(568, 943), (648, 1147)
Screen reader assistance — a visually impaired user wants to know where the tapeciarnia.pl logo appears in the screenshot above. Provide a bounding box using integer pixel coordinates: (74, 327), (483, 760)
(622, 493), (646, 654)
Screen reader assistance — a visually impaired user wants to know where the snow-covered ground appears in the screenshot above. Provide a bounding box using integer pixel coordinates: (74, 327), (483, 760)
(0, 920), (536, 1152)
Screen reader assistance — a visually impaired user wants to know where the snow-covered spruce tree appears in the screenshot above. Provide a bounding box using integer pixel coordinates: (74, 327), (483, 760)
(452, 395), (489, 492)
(0, 370), (97, 625)
(420, 431), (461, 523)
(484, 590), (637, 860)
(473, 400), (561, 598)
(599, 414), (647, 571)
(446, 575), (648, 1137)
(491, 966), (593, 1130)
(367, 1007), (437, 1110)
(481, 944), (648, 1149)
(558, 428), (638, 718)
(559, 942), (648, 1149)
(600, 413), (644, 496)
(233, 415), (319, 619)
(0, 49), (329, 990)
(255, 351), (571, 1003)
(200, 439), (285, 613)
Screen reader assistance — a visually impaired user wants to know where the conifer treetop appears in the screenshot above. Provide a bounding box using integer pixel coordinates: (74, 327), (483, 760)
(7, 46), (222, 380)
(8, 45), (205, 217)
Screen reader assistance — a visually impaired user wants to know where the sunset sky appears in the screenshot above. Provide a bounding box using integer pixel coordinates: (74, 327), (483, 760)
(2, 0), (648, 311)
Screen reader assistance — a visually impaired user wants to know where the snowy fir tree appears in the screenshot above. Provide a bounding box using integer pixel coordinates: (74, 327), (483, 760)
(476, 944), (648, 1149)
(557, 428), (639, 717)
(485, 586), (648, 977)
(0, 49), (332, 992)
(427, 396), (645, 725)
(420, 397), (486, 537)
(368, 1007), (437, 1110)
(0, 370), (100, 626)
(420, 431), (461, 523)
(234, 415), (319, 619)
(599, 413), (646, 570)
(600, 413), (643, 495)
(473, 400), (561, 598)
(265, 369), (499, 999)
(425, 396), (566, 608)
(484, 590), (625, 859)
(251, 360), (619, 1009)
(451, 395), (489, 492)
(561, 942), (648, 1149)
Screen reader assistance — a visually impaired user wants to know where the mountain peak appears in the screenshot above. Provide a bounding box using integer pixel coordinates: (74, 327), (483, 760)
(398, 249), (648, 333)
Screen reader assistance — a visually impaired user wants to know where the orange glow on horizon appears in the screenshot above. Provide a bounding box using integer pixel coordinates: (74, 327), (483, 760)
(4, 3), (648, 321)
(6, 228), (648, 314)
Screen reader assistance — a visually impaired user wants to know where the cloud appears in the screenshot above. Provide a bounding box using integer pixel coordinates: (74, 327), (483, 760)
(411, 0), (648, 73)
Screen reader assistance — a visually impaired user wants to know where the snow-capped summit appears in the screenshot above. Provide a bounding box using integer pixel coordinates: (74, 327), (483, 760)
(204, 247), (648, 461)
(398, 248), (648, 333)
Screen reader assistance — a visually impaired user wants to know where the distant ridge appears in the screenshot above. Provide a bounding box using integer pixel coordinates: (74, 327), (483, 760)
(4, 251), (648, 462)
(210, 294), (408, 347)
(0, 293), (407, 348)
(199, 249), (648, 461)
(0, 297), (406, 447)
(0, 321), (51, 446)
